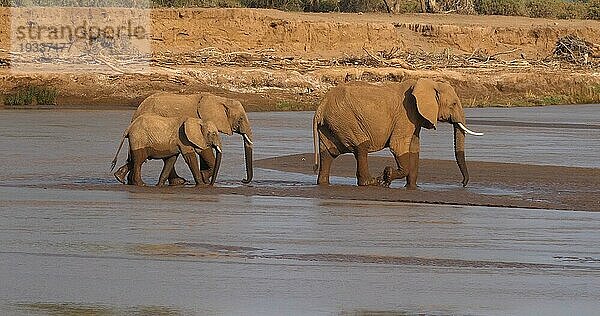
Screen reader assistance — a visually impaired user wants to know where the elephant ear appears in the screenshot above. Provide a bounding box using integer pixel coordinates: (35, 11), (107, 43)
(196, 96), (234, 135)
(412, 78), (439, 129)
(184, 117), (209, 149)
(224, 99), (251, 134)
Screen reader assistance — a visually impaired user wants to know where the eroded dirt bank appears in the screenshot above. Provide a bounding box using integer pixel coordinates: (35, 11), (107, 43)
(2, 8), (600, 109)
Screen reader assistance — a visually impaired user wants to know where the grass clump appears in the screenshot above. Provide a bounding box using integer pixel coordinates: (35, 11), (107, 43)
(529, 84), (600, 106)
(274, 100), (306, 110)
(3, 86), (58, 107)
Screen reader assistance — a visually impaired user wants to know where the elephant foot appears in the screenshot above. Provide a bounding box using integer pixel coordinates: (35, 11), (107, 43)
(375, 166), (394, 188)
(405, 183), (418, 190)
(168, 177), (187, 186)
(113, 166), (128, 184)
(375, 177), (391, 188)
(358, 177), (381, 187)
(317, 177), (330, 186)
(200, 171), (213, 184)
(133, 181), (146, 187)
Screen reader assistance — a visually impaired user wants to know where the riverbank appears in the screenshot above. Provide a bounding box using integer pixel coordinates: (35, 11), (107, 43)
(1, 8), (600, 110)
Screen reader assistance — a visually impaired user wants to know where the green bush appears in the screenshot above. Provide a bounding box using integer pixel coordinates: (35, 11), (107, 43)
(2, 0), (600, 21)
(304, 0), (338, 12)
(392, 0), (421, 13)
(525, 0), (559, 18)
(474, 0), (527, 16)
(588, 0), (600, 19)
(339, 0), (386, 12)
(241, 0), (303, 10)
(555, 1), (587, 19)
(152, 0), (241, 7)
(437, 0), (476, 14)
(4, 86), (58, 106)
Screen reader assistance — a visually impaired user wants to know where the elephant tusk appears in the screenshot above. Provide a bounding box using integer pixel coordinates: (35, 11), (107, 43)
(457, 122), (484, 136)
(243, 134), (254, 146)
(215, 145), (222, 153)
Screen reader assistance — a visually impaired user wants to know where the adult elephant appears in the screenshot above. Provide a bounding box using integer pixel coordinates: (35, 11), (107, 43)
(312, 78), (483, 189)
(114, 92), (253, 185)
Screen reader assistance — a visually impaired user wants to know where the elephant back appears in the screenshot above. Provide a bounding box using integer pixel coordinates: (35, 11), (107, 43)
(132, 92), (200, 121)
(128, 114), (181, 152)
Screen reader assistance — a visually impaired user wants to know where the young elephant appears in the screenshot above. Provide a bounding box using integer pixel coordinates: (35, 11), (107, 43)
(110, 114), (222, 186)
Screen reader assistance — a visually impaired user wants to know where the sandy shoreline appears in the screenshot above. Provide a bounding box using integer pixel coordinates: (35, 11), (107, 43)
(14, 153), (598, 212)
(255, 154), (600, 212)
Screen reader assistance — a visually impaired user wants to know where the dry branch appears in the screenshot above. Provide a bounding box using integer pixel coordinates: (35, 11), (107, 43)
(552, 35), (599, 65)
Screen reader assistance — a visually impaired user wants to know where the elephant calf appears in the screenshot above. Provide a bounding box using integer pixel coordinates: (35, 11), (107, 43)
(313, 78), (483, 189)
(111, 114), (223, 186)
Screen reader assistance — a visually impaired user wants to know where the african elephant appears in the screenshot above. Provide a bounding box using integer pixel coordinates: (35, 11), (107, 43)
(312, 78), (483, 189)
(110, 114), (223, 186)
(113, 92), (253, 185)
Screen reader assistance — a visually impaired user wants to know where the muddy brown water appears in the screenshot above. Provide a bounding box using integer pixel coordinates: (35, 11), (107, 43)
(0, 105), (599, 315)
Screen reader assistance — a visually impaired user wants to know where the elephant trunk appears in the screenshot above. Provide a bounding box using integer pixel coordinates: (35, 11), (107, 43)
(210, 146), (222, 186)
(242, 134), (253, 183)
(453, 124), (469, 187)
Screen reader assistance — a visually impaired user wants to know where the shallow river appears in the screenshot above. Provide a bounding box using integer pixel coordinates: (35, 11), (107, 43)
(0, 105), (599, 315)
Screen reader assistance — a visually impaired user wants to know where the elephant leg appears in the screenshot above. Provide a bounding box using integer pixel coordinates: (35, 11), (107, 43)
(198, 148), (216, 184)
(406, 133), (421, 189)
(317, 145), (336, 185)
(406, 152), (419, 189)
(182, 152), (203, 186)
(130, 149), (147, 186)
(354, 141), (377, 186)
(157, 156), (178, 187)
(378, 152), (409, 187)
(167, 167), (187, 186)
(383, 134), (416, 188)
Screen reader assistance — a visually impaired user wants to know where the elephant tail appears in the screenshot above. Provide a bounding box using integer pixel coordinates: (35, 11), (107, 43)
(110, 130), (129, 172)
(312, 107), (322, 173)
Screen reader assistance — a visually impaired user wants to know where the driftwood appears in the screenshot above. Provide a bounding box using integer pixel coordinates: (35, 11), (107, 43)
(2, 40), (597, 74)
(552, 35), (600, 65)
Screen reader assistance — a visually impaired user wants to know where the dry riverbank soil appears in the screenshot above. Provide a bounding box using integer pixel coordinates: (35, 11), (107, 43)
(1, 8), (600, 109)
